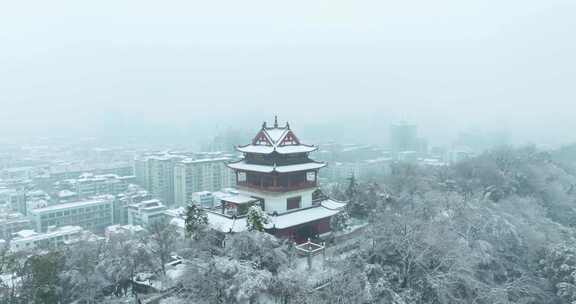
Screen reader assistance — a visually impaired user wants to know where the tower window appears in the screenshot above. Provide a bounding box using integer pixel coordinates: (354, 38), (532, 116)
(287, 196), (301, 210)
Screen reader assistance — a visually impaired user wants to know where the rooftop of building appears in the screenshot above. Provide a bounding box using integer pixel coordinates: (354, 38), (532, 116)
(130, 199), (166, 212)
(193, 191), (213, 196)
(12, 225), (84, 242)
(220, 194), (259, 205)
(169, 198), (346, 233)
(29, 196), (114, 213)
(105, 224), (146, 236)
(179, 157), (232, 164)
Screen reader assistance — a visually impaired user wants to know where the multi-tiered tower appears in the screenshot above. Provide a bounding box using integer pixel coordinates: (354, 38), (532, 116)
(227, 117), (345, 242)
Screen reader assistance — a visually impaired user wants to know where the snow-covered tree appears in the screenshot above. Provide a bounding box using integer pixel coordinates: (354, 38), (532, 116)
(246, 205), (269, 232)
(149, 220), (179, 275)
(185, 203), (208, 239)
(226, 232), (288, 274)
(345, 174), (359, 199)
(330, 210), (351, 233)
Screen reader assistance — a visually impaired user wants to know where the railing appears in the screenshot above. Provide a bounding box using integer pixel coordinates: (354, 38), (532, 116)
(236, 182), (317, 192)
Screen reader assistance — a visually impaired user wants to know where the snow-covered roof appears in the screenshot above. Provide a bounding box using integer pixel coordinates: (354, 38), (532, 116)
(320, 199), (347, 210)
(29, 196), (114, 213)
(164, 207), (186, 219)
(227, 161), (326, 173)
(12, 226), (83, 242)
(105, 224), (146, 236)
(180, 157), (231, 164)
(57, 190), (77, 198)
(220, 194), (259, 205)
(237, 145), (317, 155)
(235, 118), (317, 155)
(130, 199), (166, 212)
(267, 205), (340, 230)
(265, 128), (288, 143)
(275, 162), (326, 173)
(170, 212), (248, 233)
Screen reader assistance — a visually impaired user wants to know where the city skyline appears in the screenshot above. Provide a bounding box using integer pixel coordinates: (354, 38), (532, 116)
(1, 0), (575, 147)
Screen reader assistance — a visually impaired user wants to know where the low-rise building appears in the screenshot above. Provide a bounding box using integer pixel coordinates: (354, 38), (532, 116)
(190, 191), (215, 208)
(127, 199), (167, 227)
(114, 188), (151, 225)
(105, 224), (147, 239)
(28, 196), (114, 232)
(8, 226), (86, 252)
(0, 212), (31, 240)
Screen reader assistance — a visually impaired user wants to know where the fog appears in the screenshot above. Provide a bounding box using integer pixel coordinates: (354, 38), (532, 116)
(1, 0), (575, 146)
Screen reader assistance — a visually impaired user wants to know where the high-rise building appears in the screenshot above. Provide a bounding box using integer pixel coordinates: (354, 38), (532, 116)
(145, 155), (186, 206)
(135, 152), (236, 206)
(174, 158), (235, 206)
(134, 155), (152, 189)
(389, 122), (418, 154)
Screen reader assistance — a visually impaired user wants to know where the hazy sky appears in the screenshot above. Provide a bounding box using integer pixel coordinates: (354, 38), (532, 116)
(1, 0), (575, 146)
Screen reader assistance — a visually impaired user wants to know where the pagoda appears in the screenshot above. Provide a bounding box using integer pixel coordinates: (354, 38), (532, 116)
(226, 116), (346, 242)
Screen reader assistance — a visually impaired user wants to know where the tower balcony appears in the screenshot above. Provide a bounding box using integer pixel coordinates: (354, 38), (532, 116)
(236, 180), (317, 192)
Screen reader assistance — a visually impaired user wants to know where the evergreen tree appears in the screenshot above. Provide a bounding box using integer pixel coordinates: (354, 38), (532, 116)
(345, 174), (359, 199)
(345, 175), (370, 219)
(330, 210), (351, 232)
(246, 205), (269, 232)
(21, 252), (64, 304)
(184, 203), (208, 239)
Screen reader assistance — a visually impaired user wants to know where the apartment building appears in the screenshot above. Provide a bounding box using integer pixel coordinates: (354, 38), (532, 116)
(127, 199), (167, 227)
(28, 196), (114, 232)
(8, 226), (87, 252)
(174, 157), (235, 206)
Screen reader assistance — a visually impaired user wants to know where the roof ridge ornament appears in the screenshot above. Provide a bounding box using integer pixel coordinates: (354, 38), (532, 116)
(286, 121), (290, 129)
(274, 115), (279, 128)
(262, 121), (267, 129)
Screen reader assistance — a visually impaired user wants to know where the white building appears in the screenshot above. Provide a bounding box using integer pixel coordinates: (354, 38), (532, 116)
(127, 199), (167, 227)
(28, 196), (114, 232)
(173, 158), (235, 206)
(0, 211), (31, 240)
(144, 155), (186, 206)
(191, 191), (216, 208)
(8, 226), (86, 252)
(73, 173), (135, 198)
(105, 224), (146, 239)
(114, 188), (151, 225)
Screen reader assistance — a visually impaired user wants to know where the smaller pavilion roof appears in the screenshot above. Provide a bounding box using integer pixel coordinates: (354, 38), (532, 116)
(220, 194), (259, 205)
(266, 204), (339, 229)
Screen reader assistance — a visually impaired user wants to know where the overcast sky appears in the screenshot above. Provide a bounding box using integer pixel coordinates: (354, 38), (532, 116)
(0, 0), (575, 146)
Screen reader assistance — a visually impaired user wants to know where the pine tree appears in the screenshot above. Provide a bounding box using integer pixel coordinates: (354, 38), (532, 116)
(345, 174), (369, 219)
(185, 203), (208, 239)
(246, 205), (269, 232)
(330, 210), (351, 232)
(345, 174), (359, 200)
